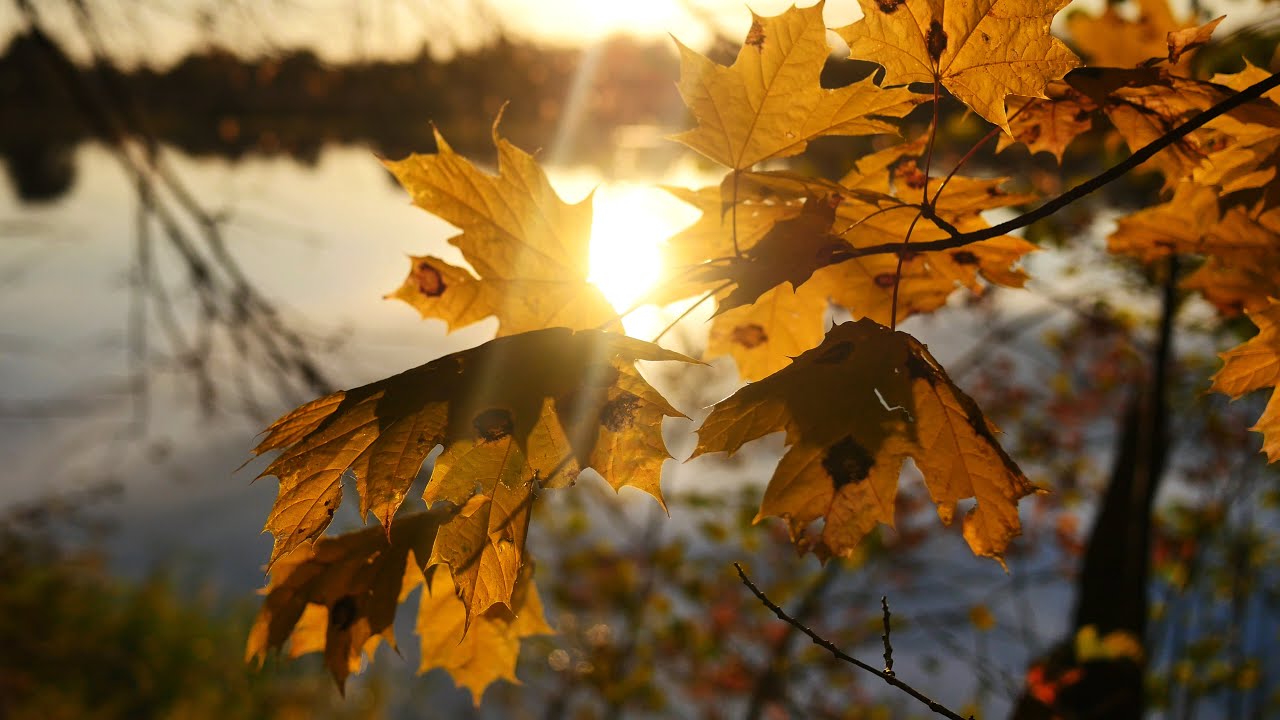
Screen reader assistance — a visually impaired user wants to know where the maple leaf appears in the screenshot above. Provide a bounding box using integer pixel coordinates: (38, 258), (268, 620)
(658, 143), (1034, 378)
(838, 0), (1080, 132)
(695, 193), (850, 313)
(671, 1), (917, 170)
(246, 511), (444, 690)
(729, 144), (1035, 325)
(1108, 183), (1280, 315)
(692, 319), (1038, 565)
(384, 119), (617, 335)
(706, 282), (830, 382)
(413, 563), (552, 705)
(1183, 207), (1280, 315)
(1066, 68), (1235, 185)
(1107, 182), (1221, 262)
(252, 328), (692, 567)
(1211, 299), (1280, 462)
(1194, 63), (1280, 194)
(1166, 16), (1226, 65)
(998, 82), (1097, 162)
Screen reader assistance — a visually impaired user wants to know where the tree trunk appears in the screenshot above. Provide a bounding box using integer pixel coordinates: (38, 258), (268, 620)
(1010, 258), (1179, 719)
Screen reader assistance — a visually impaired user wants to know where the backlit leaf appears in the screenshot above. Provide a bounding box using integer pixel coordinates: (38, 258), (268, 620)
(413, 563), (552, 705)
(671, 1), (917, 170)
(253, 328), (692, 566)
(838, 0), (1080, 132)
(1211, 299), (1280, 461)
(384, 119), (617, 335)
(693, 319), (1037, 565)
(706, 281), (830, 381)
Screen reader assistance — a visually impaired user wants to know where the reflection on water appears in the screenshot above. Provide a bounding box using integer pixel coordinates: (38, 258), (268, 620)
(0, 141), (716, 592)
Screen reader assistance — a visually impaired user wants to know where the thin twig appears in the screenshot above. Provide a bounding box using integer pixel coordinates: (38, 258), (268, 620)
(881, 596), (895, 676)
(734, 563), (973, 720)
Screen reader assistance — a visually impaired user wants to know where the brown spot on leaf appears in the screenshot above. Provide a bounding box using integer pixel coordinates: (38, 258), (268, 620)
(815, 341), (854, 364)
(746, 19), (765, 49)
(875, 0), (904, 13)
(473, 408), (514, 442)
(732, 324), (769, 349)
(951, 250), (979, 265)
(329, 595), (358, 632)
(599, 392), (642, 432)
(823, 436), (875, 490)
(414, 261), (447, 297)
(926, 21), (948, 63)
(897, 250), (919, 262)
(874, 273), (898, 288)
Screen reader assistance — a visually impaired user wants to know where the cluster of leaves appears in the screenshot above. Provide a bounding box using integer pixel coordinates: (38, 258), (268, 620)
(243, 0), (1280, 705)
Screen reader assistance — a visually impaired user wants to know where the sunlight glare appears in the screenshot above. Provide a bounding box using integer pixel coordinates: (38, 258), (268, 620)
(588, 184), (692, 320)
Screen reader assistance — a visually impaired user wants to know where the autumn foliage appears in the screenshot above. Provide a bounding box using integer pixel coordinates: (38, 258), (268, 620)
(242, 0), (1280, 707)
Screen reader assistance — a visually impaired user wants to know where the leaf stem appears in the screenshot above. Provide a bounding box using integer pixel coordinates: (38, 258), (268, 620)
(651, 281), (731, 344)
(889, 211), (923, 331)
(734, 563), (973, 720)
(931, 99), (1036, 206)
(922, 79), (941, 206)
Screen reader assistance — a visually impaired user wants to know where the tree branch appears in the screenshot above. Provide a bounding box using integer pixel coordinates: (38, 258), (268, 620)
(832, 70), (1280, 261)
(734, 563), (973, 720)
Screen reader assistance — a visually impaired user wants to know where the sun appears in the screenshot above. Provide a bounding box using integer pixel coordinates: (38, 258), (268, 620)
(588, 183), (694, 316)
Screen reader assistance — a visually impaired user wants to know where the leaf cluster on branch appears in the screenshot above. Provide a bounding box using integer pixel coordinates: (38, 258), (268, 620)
(242, 0), (1280, 706)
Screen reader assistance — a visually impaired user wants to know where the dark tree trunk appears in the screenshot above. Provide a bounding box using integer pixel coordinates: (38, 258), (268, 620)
(1010, 258), (1179, 719)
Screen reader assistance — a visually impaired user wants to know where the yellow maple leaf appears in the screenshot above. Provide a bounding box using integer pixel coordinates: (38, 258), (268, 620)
(252, 328), (692, 567)
(1167, 16), (1226, 65)
(1067, 68), (1232, 185)
(998, 82), (1097, 162)
(1107, 182), (1222, 262)
(706, 281), (830, 381)
(414, 564), (552, 705)
(384, 118), (617, 335)
(671, 1), (917, 170)
(1195, 62), (1280, 193)
(1110, 189), (1280, 315)
(838, 0), (1079, 132)
(692, 319), (1037, 565)
(1211, 299), (1280, 462)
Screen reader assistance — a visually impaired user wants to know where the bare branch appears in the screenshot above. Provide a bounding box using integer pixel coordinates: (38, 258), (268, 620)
(734, 563), (973, 720)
